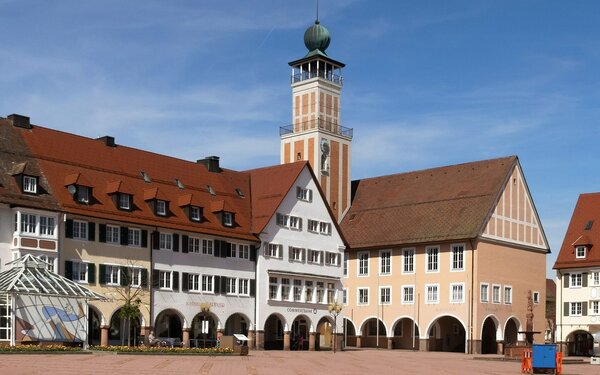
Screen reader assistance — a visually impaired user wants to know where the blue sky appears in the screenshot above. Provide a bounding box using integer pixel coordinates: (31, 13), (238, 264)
(2, 0), (599, 278)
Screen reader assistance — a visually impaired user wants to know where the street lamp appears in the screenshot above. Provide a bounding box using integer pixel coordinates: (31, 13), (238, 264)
(328, 300), (343, 354)
(200, 302), (211, 348)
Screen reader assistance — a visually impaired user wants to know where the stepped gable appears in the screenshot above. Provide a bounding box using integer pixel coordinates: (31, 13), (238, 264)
(341, 156), (517, 249)
(554, 192), (600, 269)
(15, 123), (255, 241)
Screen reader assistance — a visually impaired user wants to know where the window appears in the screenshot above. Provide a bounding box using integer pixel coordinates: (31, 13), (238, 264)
(76, 186), (90, 203)
(325, 252), (339, 266)
(426, 285), (439, 304)
(305, 281), (314, 302)
(188, 274), (200, 292)
(159, 271), (172, 290)
(451, 283), (464, 303)
(492, 285), (501, 304)
(480, 283), (489, 303)
(72, 262), (88, 283)
(343, 253), (349, 276)
(281, 278), (290, 300)
(591, 301), (600, 315)
(39, 216), (55, 236)
(380, 250), (391, 275)
(105, 265), (120, 285)
(23, 175), (37, 193)
(290, 247), (304, 262)
(226, 278), (237, 295)
(402, 286), (414, 304)
(38, 255), (55, 272)
(202, 239), (213, 255)
(576, 246), (587, 259)
(119, 194), (130, 210)
(342, 289), (348, 305)
(130, 268), (142, 287)
(451, 244), (464, 271)
(265, 243), (281, 258)
(159, 233), (172, 250)
(223, 212), (233, 227)
(296, 186), (312, 202)
(106, 225), (120, 244)
(504, 286), (512, 304)
(570, 273), (583, 288)
(570, 302), (582, 316)
(202, 275), (214, 293)
(73, 220), (88, 240)
(238, 279), (249, 296)
(592, 272), (600, 286)
(238, 244), (249, 259)
(533, 291), (540, 304)
(319, 222), (331, 235)
(269, 277), (278, 299)
(316, 282), (325, 303)
(380, 286), (391, 305)
(327, 283), (335, 303)
(156, 200), (167, 216)
(293, 280), (302, 301)
(307, 249), (321, 264)
(426, 246), (439, 272)
(190, 206), (201, 221)
(128, 228), (141, 247)
(308, 219), (319, 233)
(189, 237), (201, 253)
(358, 288), (369, 305)
(230, 244), (238, 258)
(20, 213), (36, 234)
(402, 248), (414, 274)
(358, 252), (369, 276)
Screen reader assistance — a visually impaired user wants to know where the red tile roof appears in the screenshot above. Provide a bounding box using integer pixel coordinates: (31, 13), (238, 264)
(554, 192), (600, 269)
(16, 122), (256, 241)
(341, 156), (517, 249)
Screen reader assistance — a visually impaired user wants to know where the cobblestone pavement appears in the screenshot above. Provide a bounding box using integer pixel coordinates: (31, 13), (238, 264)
(0, 350), (596, 375)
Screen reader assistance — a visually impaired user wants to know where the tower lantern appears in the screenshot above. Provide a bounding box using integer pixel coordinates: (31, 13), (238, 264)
(280, 19), (353, 221)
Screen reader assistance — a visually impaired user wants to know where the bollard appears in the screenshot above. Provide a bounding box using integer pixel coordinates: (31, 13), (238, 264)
(521, 349), (532, 374)
(556, 352), (563, 374)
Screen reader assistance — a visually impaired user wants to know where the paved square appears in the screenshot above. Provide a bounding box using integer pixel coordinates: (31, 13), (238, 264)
(0, 350), (596, 374)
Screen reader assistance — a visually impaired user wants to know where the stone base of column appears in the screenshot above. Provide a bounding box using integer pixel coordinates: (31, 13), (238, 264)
(100, 325), (109, 347)
(256, 330), (265, 350)
(496, 340), (504, 355)
(183, 328), (190, 348)
(309, 332), (316, 351)
(247, 330), (255, 350)
(419, 338), (429, 352)
(356, 335), (362, 348)
(283, 331), (291, 351)
(469, 339), (482, 354)
(387, 337), (393, 350)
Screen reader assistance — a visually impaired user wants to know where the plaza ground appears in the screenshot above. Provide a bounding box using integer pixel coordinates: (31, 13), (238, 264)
(0, 349), (597, 375)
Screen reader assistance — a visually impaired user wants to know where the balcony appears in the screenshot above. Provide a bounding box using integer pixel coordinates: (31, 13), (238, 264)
(280, 118), (353, 139)
(291, 70), (343, 86)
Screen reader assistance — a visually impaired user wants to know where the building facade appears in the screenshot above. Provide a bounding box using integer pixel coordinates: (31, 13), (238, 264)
(553, 192), (600, 356)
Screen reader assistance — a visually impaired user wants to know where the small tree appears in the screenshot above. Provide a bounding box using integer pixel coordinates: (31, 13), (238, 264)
(109, 259), (147, 346)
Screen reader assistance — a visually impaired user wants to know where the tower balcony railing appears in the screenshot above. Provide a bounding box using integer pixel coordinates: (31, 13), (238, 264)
(280, 118), (353, 139)
(291, 71), (344, 86)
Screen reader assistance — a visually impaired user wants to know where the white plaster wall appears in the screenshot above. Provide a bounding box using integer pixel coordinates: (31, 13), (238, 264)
(556, 269), (600, 342)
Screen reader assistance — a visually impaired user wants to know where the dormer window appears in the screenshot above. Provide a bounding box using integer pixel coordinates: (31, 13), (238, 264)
(156, 200), (167, 216)
(23, 175), (38, 194)
(119, 194), (131, 210)
(207, 185), (216, 196)
(223, 212), (233, 227)
(76, 186), (90, 204)
(190, 206), (202, 222)
(576, 246), (587, 259)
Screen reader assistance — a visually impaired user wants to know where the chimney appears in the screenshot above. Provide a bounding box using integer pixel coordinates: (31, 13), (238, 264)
(8, 114), (31, 129)
(96, 136), (116, 147)
(197, 156), (221, 173)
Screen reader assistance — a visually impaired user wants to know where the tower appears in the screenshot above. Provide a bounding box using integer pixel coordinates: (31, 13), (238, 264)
(280, 18), (352, 221)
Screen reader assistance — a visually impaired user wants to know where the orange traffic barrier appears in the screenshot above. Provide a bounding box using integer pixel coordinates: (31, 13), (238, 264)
(521, 349), (532, 373)
(556, 351), (563, 374)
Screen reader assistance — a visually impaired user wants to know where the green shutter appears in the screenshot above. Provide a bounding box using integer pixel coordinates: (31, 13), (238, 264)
(98, 224), (106, 243)
(99, 264), (106, 285)
(64, 260), (73, 280)
(88, 263), (96, 283)
(65, 219), (73, 238)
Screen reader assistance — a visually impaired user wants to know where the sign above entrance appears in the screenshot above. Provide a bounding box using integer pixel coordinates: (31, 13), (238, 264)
(287, 307), (318, 314)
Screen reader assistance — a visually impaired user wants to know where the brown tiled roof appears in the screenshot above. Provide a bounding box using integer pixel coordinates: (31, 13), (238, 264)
(16, 122), (256, 241)
(553, 192), (600, 269)
(0, 119), (60, 211)
(341, 156), (517, 249)
(546, 279), (556, 300)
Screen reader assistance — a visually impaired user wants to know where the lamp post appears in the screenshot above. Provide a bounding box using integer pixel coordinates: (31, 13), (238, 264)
(200, 302), (211, 348)
(328, 300), (342, 354)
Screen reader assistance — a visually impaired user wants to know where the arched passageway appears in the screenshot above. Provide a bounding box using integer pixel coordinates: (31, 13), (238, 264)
(109, 307), (141, 346)
(566, 330), (594, 356)
(87, 306), (101, 346)
(291, 316), (310, 350)
(360, 318), (387, 348)
(154, 310), (182, 341)
(428, 316), (465, 352)
(504, 318), (519, 346)
(481, 317), (499, 354)
(190, 312), (217, 348)
(224, 313), (248, 336)
(264, 314), (284, 350)
(391, 318), (419, 350)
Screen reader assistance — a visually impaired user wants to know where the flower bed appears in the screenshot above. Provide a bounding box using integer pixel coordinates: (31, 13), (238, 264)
(89, 345), (234, 355)
(0, 344), (85, 353)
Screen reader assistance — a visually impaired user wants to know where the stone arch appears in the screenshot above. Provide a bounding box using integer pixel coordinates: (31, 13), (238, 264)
(315, 315), (333, 351)
(390, 316), (420, 350)
(343, 317), (358, 347)
(503, 316), (521, 346)
(224, 312), (251, 336)
(291, 314), (312, 351)
(87, 305), (102, 346)
(190, 310), (218, 348)
(565, 329), (594, 356)
(480, 315), (501, 354)
(358, 316), (388, 348)
(263, 313), (285, 350)
(154, 308), (184, 341)
(109, 306), (142, 346)
(426, 315), (466, 352)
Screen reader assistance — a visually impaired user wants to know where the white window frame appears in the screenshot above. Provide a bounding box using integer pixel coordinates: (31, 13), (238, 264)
(202, 275), (214, 293)
(119, 194), (130, 210)
(20, 213), (37, 234)
(592, 271), (600, 286)
(296, 186), (312, 202)
(23, 175), (37, 193)
(39, 216), (56, 237)
(189, 237), (201, 253)
(238, 244), (249, 259)
(357, 287), (369, 305)
(308, 219), (319, 233)
(425, 284), (439, 304)
(307, 249), (321, 264)
(492, 284), (501, 304)
(106, 225), (120, 244)
(379, 249), (391, 275)
(202, 239), (213, 255)
(570, 302), (582, 316)
(575, 246), (587, 259)
(281, 278), (291, 301)
(319, 222), (332, 235)
(402, 285), (415, 304)
(188, 274), (200, 292)
(290, 247), (304, 262)
(450, 283), (464, 303)
(156, 200), (167, 216)
(38, 255), (56, 272)
(533, 291), (540, 304)
(451, 244), (465, 271)
(72, 262), (89, 283)
(426, 246), (439, 273)
(128, 228), (141, 247)
(76, 186), (90, 204)
(402, 248), (415, 274)
(325, 252), (339, 266)
(159, 233), (172, 250)
(480, 283), (489, 303)
(570, 273), (583, 288)
(238, 278), (249, 296)
(226, 277), (237, 295)
(342, 288), (348, 305)
(190, 206), (201, 221)
(293, 279), (302, 301)
(73, 220), (88, 240)
(265, 243), (281, 258)
(343, 253), (349, 277)
(591, 300), (600, 315)
(105, 265), (121, 286)
(357, 251), (369, 277)
(379, 286), (392, 305)
(269, 277), (279, 300)
(504, 286), (513, 305)
(223, 212), (233, 227)
(130, 268), (142, 288)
